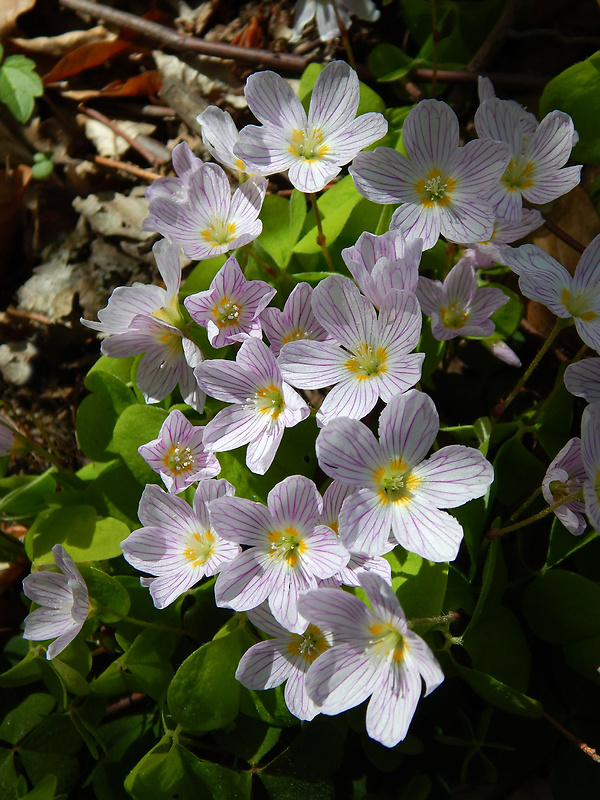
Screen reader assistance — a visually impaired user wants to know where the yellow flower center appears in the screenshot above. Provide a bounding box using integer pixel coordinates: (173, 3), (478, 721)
(440, 302), (469, 329)
(289, 127), (330, 161)
(163, 444), (194, 474)
(201, 218), (236, 246)
(374, 458), (421, 506)
(268, 526), (306, 567)
(255, 383), (285, 420)
(368, 621), (409, 663)
(414, 168), (456, 208)
(561, 288), (597, 322)
(282, 328), (309, 344)
(501, 158), (534, 192)
(345, 343), (387, 380)
(182, 530), (215, 568)
(287, 624), (329, 664)
(213, 296), (242, 328)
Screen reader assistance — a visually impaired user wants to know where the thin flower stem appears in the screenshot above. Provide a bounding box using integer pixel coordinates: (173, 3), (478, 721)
(496, 318), (564, 417)
(487, 489), (582, 539)
(309, 193), (336, 272)
(408, 610), (459, 629)
(330, 0), (357, 70)
(542, 711), (600, 763)
(507, 485), (542, 523)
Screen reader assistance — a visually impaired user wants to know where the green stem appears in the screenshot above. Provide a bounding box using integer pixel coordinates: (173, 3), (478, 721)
(507, 485), (542, 524)
(309, 193), (336, 272)
(408, 610), (459, 629)
(497, 318), (564, 417)
(330, 0), (357, 70)
(488, 488), (582, 539)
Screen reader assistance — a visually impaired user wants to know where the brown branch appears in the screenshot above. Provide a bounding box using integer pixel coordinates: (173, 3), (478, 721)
(543, 219), (586, 255)
(78, 105), (164, 167)
(58, 0), (310, 72)
(94, 155), (162, 181)
(543, 711), (600, 764)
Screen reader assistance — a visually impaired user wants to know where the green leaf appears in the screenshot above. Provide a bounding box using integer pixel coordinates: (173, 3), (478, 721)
(492, 435), (546, 509)
(540, 52), (600, 163)
(0, 652), (44, 688)
(239, 685), (298, 728)
(545, 518), (598, 570)
(180, 254), (227, 298)
(462, 606), (531, 691)
(79, 566), (131, 623)
(0, 693), (55, 745)
(522, 569), (600, 645)
(467, 538), (507, 631)
(256, 192), (307, 270)
(84, 370), (136, 416)
(126, 742), (251, 800)
(27, 505), (130, 565)
(0, 470), (56, 519)
(19, 773), (57, 800)
(369, 43), (417, 82)
(0, 55), (43, 123)
(85, 355), (135, 385)
(487, 284), (523, 338)
(212, 715), (282, 765)
(535, 383), (574, 460)
(452, 660), (542, 718)
(107, 404), (168, 484)
(384, 546), (448, 622)
(19, 714), (83, 795)
(167, 622), (252, 734)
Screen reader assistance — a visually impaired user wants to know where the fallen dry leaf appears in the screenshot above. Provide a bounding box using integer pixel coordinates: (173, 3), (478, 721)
(79, 116), (156, 158)
(0, 164), (31, 275)
(11, 26), (115, 57)
(0, 0), (37, 38)
(99, 70), (163, 98)
(72, 191), (152, 241)
(42, 39), (133, 85)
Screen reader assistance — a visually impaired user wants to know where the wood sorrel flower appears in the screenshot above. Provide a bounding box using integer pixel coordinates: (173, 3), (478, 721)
(261, 282), (331, 357)
(416, 258), (508, 341)
(138, 409), (220, 494)
(196, 106), (249, 175)
(349, 99), (510, 250)
(278, 275), (424, 426)
(290, 0), (380, 43)
(299, 573), (444, 748)
(341, 229), (423, 308)
(22, 545), (89, 660)
(184, 256), (276, 349)
(121, 481), (240, 609)
(460, 208), (543, 269)
(504, 234), (600, 353)
(542, 437), (587, 536)
(81, 239), (205, 411)
(475, 98), (581, 223)
(211, 474), (349, 632)
(235, 603), (332, 721)
(581, 402), (600, 532)
(234, 60), (388, 193)
(565, 358), (600, 403)
(195, 338), (309, 475)
(143, 141), (203, 217)
(316, 389), (494, 560)
(144, 162), (266, 261)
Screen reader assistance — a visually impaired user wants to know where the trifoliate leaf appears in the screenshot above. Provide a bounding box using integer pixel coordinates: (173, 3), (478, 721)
(0, 54), (43, 122)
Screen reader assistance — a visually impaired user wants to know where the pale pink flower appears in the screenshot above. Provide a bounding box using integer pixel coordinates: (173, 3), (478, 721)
(138, 409), (220, 494)
(299, 573), (444, 747)
(235, 61), (388, 193)
(542, 438), (587, 536)
(416, 258), (508, 341)
(22, 545), (89, 660)
(211, 475), (349, 632)
(350, 99), (510, 249)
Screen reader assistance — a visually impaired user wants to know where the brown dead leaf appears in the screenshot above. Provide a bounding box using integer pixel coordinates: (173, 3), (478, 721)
(42, 40), (133, 85)
(11, 26), (115, 57)
(231, 16), (265, 49)
(0, 0), (37, 38)
(99, 71), (163, 98)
